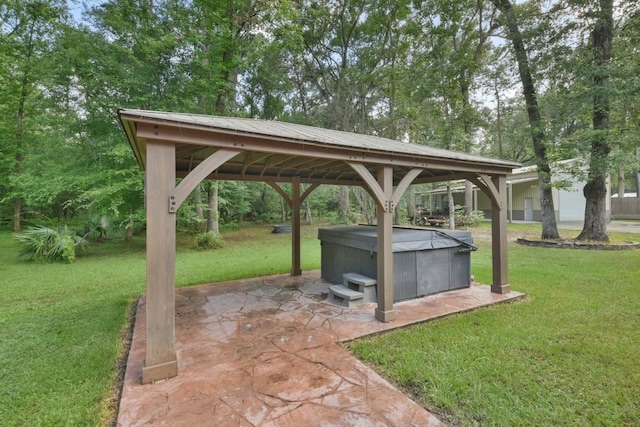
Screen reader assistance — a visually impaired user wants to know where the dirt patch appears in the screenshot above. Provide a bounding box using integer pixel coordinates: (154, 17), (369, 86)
(469, 227), (492, 243)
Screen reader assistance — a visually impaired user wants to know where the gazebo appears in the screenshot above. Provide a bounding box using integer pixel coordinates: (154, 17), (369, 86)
(118, 109), (520, 384)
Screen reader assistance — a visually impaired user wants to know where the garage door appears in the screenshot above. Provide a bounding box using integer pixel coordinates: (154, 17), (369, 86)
(559, 181), (586, 221)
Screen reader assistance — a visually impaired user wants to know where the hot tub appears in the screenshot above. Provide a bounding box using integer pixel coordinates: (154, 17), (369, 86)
(317, 225), (474, 302)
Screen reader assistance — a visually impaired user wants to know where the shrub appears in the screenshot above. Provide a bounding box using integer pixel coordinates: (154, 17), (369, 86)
(331, 211), (360, 225)
(220, 221), (240, 232)
(14, 225), (90, 263)
(455, 209), (486, 228)
(83, 215), (110, 242)
(194, 232), (225, 250)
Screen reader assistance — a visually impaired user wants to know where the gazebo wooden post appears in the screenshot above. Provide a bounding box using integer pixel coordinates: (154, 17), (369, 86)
(291, 177), (302, 276)
(375, 166), (396, 322)
(142, 140), (178, 384)
(491, 175), (511, 294)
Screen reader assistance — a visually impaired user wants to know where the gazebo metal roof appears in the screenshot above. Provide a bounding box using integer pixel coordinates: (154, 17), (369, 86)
(120, 109), (519, 185)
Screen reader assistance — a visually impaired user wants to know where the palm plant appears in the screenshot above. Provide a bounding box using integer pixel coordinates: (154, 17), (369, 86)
(13, 226), (90, 263)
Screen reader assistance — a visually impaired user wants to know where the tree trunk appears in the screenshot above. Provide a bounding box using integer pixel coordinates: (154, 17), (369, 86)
(492, 0), (559, 239)
(12, 197), (21, 232)
(636, 147), (640, 198)
(206, 182), (219, 234)
(577, 0), (613, 242)
(617, 167), (625, 198)
(304, 199), (312, 224)
(352, 187), (374, 225)
(215, 45), (237, 115)
(495, 82), (504, 159)
(280, 198), (287, 223)
(447, 185), (455, 230)
(460, 76), (474, 216)
(194, 183), (204, 231)
(337, 186), (351, 223)
(125, 226), (133, 242)
(578, 175), (609, 240)
(407, 186), (416, 226)
(455, 3), (494, 215)
(12, 27), (34, 232)
(125, 216), (134, 242)
(464, 181), (473, 215)
(442, 97), (452, 149)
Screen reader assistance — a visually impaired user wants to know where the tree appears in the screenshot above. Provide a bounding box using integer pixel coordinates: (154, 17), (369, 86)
(490, 0), (560, 239)
(185, 0), (270, 232)
(69, 2), (172, 233)
(0, 0), (68, 231)
(417, 0), (500, 214)
(593, 2), (640, 199)
(293, 0), (372, 222)
(575, 0), (613, 241)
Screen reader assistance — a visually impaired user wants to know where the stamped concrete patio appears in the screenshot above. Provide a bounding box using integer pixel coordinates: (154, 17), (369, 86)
(117, 272), (524, 426)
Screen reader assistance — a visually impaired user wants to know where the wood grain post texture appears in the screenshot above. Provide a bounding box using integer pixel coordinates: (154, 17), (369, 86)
(375, 166), (396, 322)
(142, 140), (178, 383)
(291, 177), (302, 276)
(491, 175), (511, 294)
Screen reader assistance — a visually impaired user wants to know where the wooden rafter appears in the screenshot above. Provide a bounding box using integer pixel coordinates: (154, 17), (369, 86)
(241, 152), (272, 177)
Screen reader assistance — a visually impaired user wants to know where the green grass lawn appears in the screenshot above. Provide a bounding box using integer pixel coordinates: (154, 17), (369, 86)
(1, 222), (638, 426)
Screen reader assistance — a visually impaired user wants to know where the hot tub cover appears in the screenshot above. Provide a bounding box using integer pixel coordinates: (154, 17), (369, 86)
(317, 225), (473, 253)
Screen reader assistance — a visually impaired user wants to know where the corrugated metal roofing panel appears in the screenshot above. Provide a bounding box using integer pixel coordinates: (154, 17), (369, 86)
(119, 109), (519, 168)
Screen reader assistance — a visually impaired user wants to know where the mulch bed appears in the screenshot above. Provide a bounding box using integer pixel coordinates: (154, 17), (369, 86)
(516, 238), (640, 250)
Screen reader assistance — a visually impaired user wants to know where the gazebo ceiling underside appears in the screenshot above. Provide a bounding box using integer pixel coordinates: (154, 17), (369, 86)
(119, 109), (519, 186)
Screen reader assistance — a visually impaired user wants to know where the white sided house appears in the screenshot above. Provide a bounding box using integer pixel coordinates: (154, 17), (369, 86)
(426, 159), (611, 222)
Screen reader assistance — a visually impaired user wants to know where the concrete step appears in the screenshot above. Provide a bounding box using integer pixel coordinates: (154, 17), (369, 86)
(343, 272), (377, 288)
(342, 273), (377, 305)
(328, 284), (364, 301)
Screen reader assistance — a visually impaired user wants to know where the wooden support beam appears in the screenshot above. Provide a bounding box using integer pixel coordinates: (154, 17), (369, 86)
(469, 173), (501, 209)
(169, 149), (240, 213)
(301, 183), (320, 202)
(142, 140), (178, 384)
(291, 177), (302, 276)
(349, 162), (389, 211)
(490, 175), (510, 294)
(267, 182), (292, 208)
(375, 165), (396, 322)
(266, 180), (317, 277)
(390, 168), (422, 210)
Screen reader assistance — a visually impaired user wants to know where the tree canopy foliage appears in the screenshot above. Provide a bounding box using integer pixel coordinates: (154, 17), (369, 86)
(1, 0), (638, 241)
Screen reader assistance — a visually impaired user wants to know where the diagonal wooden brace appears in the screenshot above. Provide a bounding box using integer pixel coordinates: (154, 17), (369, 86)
(169, 149), (240, 212)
